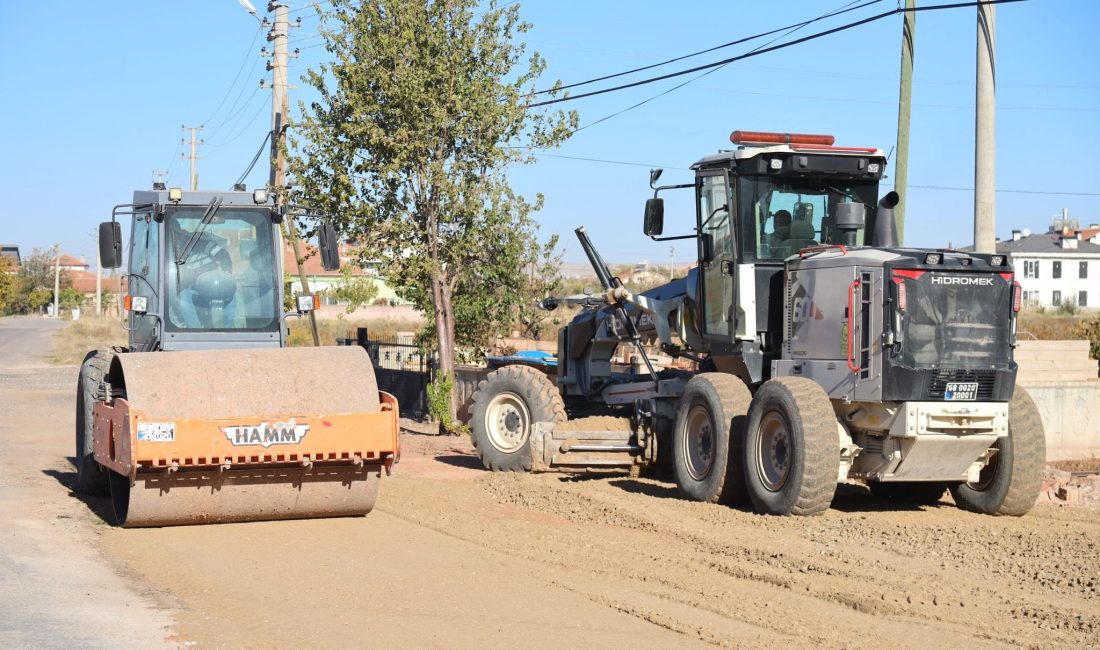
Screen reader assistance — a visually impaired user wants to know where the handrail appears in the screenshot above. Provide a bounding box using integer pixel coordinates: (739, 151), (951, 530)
(847, 279), (861, 373)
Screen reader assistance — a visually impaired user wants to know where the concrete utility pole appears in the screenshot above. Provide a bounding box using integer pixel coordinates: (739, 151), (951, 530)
(263, 2), (319, 345)
(894, 0), (916, 244)
(974, 3), (997, 253)
(182, 125), (204, 191)
(52, 244), (60, 318)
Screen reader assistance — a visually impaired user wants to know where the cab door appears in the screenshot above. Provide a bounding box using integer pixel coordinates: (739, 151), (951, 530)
(127, 211), (160, 349)
(697, 171), (737, 346)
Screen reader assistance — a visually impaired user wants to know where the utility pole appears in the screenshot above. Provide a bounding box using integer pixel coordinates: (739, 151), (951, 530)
(974, 2), (996, 253)
(263, 2), (319, 345)
(668, 246), (675, 280)
(52, 244), (61, 318)
(182, 125), (204, 191)
(894, 0), (916, 244)
(89, 227), (102, 316)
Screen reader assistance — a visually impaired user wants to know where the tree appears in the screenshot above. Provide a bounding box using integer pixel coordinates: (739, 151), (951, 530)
(516, 233), (563, 340)
(8, 248), (70, 314)
(329, 265), (380, 312)
(0, 256), (15, 313)
(290, 0), (576, 419)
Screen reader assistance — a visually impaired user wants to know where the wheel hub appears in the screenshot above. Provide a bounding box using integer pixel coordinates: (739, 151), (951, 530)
(684, 405), (716, 481)
(485, 392), (531, 453)
(758, 411), (792, 492)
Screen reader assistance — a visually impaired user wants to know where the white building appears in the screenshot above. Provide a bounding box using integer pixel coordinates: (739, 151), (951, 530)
(997, 213), (1100, 310)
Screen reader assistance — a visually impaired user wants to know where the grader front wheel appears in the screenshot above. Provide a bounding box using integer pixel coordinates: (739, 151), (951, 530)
(469, 365), (566, 472)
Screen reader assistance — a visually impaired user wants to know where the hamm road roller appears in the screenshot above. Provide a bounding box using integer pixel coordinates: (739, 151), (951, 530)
(74, 185), (399, 527)
(470, 130), (1044, 516)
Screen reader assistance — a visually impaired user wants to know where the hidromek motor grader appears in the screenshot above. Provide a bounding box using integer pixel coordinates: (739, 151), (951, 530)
(74, 186), (399, 527)
(469, 130), (1044, 516)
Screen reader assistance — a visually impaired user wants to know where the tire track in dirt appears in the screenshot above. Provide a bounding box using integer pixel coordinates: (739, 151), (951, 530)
(457, 470), (1099, 647)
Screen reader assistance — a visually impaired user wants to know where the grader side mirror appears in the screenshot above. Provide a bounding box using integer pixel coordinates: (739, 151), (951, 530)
(98, 221), (122, 269)
(318, 222), (340, 271)
(643, 198), (665, 237)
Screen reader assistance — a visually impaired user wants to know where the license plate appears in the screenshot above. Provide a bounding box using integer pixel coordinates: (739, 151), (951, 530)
(944, 382), (979, 401)
(137, 422), (176, 442)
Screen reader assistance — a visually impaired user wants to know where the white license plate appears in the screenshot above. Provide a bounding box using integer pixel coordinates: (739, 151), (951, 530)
(136, 422), (176, 442)
(944, 382), (979, 401)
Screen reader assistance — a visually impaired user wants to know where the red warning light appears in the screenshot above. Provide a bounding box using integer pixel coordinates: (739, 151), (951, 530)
(730, 131), (836, 146)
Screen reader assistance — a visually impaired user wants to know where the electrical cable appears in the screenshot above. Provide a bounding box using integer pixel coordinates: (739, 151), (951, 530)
(531, 0), (883, 96)
(234, 131), (274, 187)
(201, 24), (263, 126)
(531, 0), (1027, 108)
(567, 0), (867, 135)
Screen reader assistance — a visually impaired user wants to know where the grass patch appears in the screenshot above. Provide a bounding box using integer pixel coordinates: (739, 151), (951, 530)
(51, 316), (127, 365)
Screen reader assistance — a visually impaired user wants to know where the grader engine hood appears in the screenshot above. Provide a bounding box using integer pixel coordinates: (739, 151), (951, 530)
(778, 247), (1019, 404)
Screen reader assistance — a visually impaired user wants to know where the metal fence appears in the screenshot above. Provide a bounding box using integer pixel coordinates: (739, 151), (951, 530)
(340, 328), (431, 419)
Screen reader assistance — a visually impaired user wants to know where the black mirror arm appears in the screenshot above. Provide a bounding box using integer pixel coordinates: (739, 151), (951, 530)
(648, 233), (697, 242)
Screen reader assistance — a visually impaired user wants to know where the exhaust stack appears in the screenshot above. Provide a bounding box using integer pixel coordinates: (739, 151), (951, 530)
(872, 191), (900, 247)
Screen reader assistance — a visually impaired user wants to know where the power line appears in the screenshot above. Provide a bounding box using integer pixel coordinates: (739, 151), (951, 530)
(201, 24), (264, 126)
(531, 0), (1027, 108)
(568, 0), (867, 135)
(528, 152), (1100, 197)
(906, 184), (1100, 197)
(234, 131), (274, 187)
(532, 0), (884, 96)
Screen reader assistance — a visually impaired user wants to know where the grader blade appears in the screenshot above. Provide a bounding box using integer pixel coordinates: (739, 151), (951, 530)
(91, 346), (399, 527)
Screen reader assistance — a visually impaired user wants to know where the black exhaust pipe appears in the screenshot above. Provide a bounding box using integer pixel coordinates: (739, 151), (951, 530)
(871, 191), (900, 248)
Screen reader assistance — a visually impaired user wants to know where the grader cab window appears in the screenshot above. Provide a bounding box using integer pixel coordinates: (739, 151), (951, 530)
(739, 176), (877, 262)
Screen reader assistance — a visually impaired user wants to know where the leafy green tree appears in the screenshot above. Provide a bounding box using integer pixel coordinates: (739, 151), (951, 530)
(59, 286), (85, 311)
(0, 256), (15, 313)
(329, 265), (380, 313)
(290, 0), (576, 419)
(516, 234), (563, 340)
(8, 248), (71, 314)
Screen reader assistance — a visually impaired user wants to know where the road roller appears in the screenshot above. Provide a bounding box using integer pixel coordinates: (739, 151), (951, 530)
(74, 185), (399, 527)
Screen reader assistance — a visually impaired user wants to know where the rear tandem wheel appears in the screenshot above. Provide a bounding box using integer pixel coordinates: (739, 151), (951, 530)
(742, 377), (838, 516)
(671, 373), (752, 505)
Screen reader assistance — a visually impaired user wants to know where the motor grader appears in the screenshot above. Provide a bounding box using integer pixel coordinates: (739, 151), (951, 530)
(469, 130), (1044, 516)
(75, 185), (399, 527)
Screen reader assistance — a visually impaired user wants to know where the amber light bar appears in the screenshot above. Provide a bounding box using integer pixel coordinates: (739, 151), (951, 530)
(730, 131), (835, 146)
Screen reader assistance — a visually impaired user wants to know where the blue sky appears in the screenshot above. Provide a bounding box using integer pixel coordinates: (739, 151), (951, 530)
(2, 0), (1097, 268)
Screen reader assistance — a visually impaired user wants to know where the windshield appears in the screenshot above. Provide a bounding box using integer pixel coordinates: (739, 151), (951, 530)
(165, 208), (279, 332)
(738, 175), (879, 262)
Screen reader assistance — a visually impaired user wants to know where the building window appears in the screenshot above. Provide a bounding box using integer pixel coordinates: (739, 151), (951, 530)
(1053, 261), (1062, 279)
(1081, 261), (1089, 279)
(1023, 260), (1039, 278)
(1053, 290), (1062, 305)
(1081, 291), (1088, 308)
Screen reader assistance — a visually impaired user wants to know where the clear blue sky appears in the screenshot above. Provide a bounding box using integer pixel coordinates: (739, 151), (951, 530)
(2, 0), (1097, 268)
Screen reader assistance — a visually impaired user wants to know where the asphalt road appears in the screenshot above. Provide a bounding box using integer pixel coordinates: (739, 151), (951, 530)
(0, 316), (174, 648)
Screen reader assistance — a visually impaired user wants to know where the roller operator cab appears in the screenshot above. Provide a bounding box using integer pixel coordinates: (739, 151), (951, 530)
(77, 186), (399, 528)
(468, 130), (1043, 519)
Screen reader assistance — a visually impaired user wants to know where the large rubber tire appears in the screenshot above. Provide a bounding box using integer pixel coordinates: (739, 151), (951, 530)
(74, 349), (113, 496)
(470, 365), (566, 472)
(868, 481), (946, 505)
(743, 377), (838, 516)
(949, 387), (1046, 516)
(672, 373), (752, 504)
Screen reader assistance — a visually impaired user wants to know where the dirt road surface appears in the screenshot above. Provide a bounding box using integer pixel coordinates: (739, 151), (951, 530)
(1, 315), (1098, 648)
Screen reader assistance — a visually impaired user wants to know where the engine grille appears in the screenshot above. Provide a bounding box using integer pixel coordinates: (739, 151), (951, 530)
(927, 369), (997, 400)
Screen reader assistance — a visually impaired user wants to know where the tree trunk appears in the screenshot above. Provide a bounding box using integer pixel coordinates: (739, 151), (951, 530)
(430, 272), (457, 423)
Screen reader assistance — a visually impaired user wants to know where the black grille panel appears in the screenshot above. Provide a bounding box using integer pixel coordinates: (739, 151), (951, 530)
(927, 369), (996, 400)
